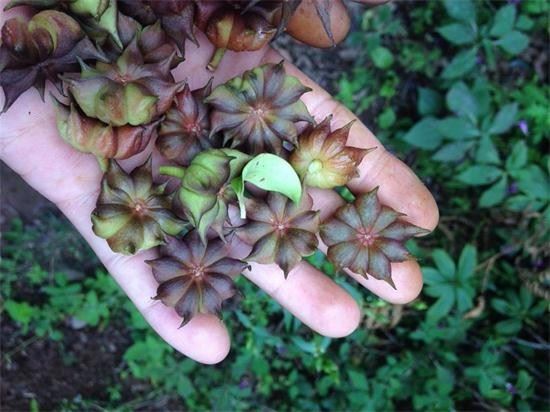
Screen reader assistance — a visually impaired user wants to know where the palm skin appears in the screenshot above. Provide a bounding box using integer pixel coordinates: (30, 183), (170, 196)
(0, 5), (438, 364)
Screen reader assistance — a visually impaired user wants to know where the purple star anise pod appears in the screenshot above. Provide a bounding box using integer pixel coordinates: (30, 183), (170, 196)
(118, 0), (197, 55)
(320, 188), (429, 288)
(238, 192), (320, 276)
(91, 158), (188, 255)
(290, 115), (371, 189)
(156, 79), (215, 165)
(62, 34), (183, 126)
(205, 62), (313, 155)
(0, 10), (106, 112)
(146, 232), (249, 326)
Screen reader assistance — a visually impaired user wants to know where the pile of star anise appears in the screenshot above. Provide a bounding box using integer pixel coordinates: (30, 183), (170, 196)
(1, 0), (428, 326)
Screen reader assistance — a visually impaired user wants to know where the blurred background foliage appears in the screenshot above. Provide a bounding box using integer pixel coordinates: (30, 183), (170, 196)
(1, 0), (548, 410)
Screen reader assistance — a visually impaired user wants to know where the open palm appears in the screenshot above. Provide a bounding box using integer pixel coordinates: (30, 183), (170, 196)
(0, 4), (438, 364)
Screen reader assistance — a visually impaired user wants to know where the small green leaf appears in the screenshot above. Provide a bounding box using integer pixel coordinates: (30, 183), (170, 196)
(446, 82), (477, 120)
(427, 295), (455, 323)
(479, 176), (508, 207)
(495, 319), (523, 335)
(437, 23), (476, 45)
(505, 140), (528, 171)
(516, 165), (550, 200)
(432, 141), (474, 162)
(378, 107), (396, 129)
(489, 103), (518, 134)
(437, 117), (480, 140)
(402, 118), (443, 149)
(457, 165), (503, 186)
(490, 5), (517, 37)
(432, 249), (456, 279)
(475, 135), (501, 165)
(443, 0), (476, 23)
(442, 48), (478, 79)
(238, 154), (302, 217)
(418, 87), (443, 116)
(370, 46), (394, 69)
(495, 31), (529, 55)
(458, 244), (477, 279)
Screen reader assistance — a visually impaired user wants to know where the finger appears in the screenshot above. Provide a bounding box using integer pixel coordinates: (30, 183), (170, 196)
(230, 236), (361, 338)
(311, 188), (423, 304)
(0, 97), (231, 365)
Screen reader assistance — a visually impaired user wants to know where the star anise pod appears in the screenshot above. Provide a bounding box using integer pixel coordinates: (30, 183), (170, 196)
(118, 0), (197, 55)
(237, 192), (320, 276)
(205, 62), (313, 155)
(54, 99), (156, 170)
(146, 232), (249, 327)
(62, 34), (183, 126)
(156, 79), (215, 165)
(0, 10), (106, 112)
(320, 188), (429, 288)
(290, 116), (371, 189)
(91, 158), (188, 255)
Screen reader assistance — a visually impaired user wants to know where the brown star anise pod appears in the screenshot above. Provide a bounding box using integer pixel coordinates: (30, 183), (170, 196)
(320, 188), (429, 288)
(290, 115), (371, 189)
(0, 10), (105, 112)
(156, 79), (215, 165)
(146, 232), (249, 327)
(238, 192), (320, 276)
(91, 158), (187, 255)
(205, 62), (313, 155)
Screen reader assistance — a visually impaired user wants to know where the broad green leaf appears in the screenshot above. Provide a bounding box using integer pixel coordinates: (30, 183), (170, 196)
(456, 288), (474, 313)
(348, 370), (369, 390)
(437, 117), (480, 140)
(446, 82), (477, 120)
(505, 140), (528, 171)
(442, 48), (477, 79)
(491, 298), (510, 314)
(418, 87), (443, 116)
(432, 249), (456, 279)
(370, 46), (394, 69)
(237, 154), (302, 218)
(458, 244), (477, 279)
(515, 14), (534, 31)
(519, 287), (534, 309)
(495, 319), (523, 335)
(443, 0), (476, 23)
(489, 103), (518, 134)
(490, 5), (517, 37)
(515, 165), (550, 200)
(427, 295), (455, 322)
(457, 165), (503, 186)
(378, 107), (396, 129)
(437, 23), (476, 45)
(495, 31), (529, 54)
(432, 141), (474, 162)
(4, 300), (37, 326)
(402, 118), (443, 150)
(422, 267), (447, 284)
(475, 135), (501, 165)
(479, 176), (508, 207)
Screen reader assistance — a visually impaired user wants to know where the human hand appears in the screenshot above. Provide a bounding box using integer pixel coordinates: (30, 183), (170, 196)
(0, 2), (438, 364)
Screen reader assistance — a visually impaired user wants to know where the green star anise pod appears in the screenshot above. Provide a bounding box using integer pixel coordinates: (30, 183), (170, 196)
(237, 192), (320, 276)
(146, 231), (249, 327)
(0, 10), (106, 112)
(91, 158), (187, 255)
(62, 33), (183, 126)
(156, 79), (215, 165)
(161, 148), (251, 243)
(205, 62), (313, 155)
(54, 99), (156, 170)
(320, 188), (429, 288)
(290, 115), (371, 189)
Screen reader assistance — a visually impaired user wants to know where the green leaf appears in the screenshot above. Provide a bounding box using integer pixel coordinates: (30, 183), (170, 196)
(4, 300), (37, 326)
(495, 31), (529, 54)
(432, 141), (474, 162)
(402, 118), (443, 150)
(515, 165), (550, 200)
(432, 249), (456, 279)
(490, 5), (517, 37)
(515, 14), (534, 31)
(436, 117), (480, 140)
(422, 267), (447, 284)
(489, 103), (518, 134)
(479, 176), (508, 207)
(427, 295), (455, 322)
(418, 87), (443, 116)
(491, 298), (510, 314)
(446, 82), (477, 120)
(370, 46), (394, 69)
(348, 370), (369, 390)
(458, 244), (477, 279)
(378, 107), (396, 129)
(475, 135), (501, 164)
(442, 48), (477, 79)
(437, 23), (476, 44)
(505, 140), (528, 171)
(238, 154), (302, 218)
(495, 319), (523, 335)
(457, 165), (503, 186)
(443, 0), (476, 23)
